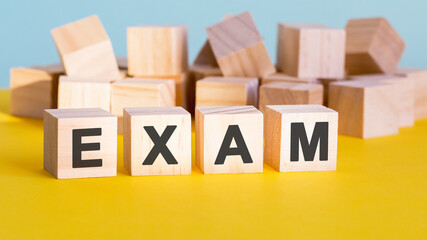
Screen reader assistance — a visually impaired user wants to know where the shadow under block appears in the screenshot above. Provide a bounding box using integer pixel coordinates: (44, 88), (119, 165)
(345, 17), (405, 75)
(396, 68), (427, 120)
(277, 23), (345, 79)
(259, 82), (323, 113)
(10, 64), (64, 118)
(57, 76), (111, 111)
(43, 108), (117, 179)
(329, 80), (399, 138)
(264, 105), (338, 172)
(123, 107), (191, 176)
(195, 106), (263, 174)
(196, 77), (258, 107)
(51, 15), (120, 80)
(206, 11), (275, 78)
(127, 25), (188, 77)
(111, 78), (176, 134)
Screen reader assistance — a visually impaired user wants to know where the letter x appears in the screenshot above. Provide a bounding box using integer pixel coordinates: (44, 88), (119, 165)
(142, 125), (178, 165)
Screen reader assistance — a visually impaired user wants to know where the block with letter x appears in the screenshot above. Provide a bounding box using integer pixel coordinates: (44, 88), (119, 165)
(264, 105), (338, 172)
(123, 107), (191, 176)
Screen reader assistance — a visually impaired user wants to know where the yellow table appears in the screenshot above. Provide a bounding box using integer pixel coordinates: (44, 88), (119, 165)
(0, 89), (425, 239)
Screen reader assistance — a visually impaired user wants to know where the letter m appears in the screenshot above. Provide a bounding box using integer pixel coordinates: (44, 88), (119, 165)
(290, 122), (329, 162)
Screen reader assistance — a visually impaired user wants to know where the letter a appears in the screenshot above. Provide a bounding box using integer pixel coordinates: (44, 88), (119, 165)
(215, 125), (253, 165)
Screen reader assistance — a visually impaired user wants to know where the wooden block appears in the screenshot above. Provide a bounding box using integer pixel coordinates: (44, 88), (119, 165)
(329, 80), (399, 138)
(277, 23), (345, 79)
(349, 74), (414, 127)
(44, 108), (117, 179)
(264, 105), (338, 172)
(10, 64), (64, 118)
(116, 57), (128, 70)
(195, 106), (263, 174)
(111, 78), (176, 134)
(396, 68), (427, 120)
(196, 77), (258, 107)
(258, 82), (323, 113)
(127, 25), (188, 76)
(345, 17), (405, 75)
(206, 11), (275, 78)
(51, 15), (120, 80)
(123, 107), (191, 176)
(317, 78), (344, 107)
(261, 72), (318, 85)
(57, 76), (111, 112)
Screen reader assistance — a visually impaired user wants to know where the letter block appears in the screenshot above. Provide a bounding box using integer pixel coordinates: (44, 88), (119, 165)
(57, 76), (111, 111)
(264, 105), (338, 172)
(196, 77), (258, 107)
(51, 15), (120, 80)
(123, 107), (191, 176)
(195, 106), (263, 174)
(44, 108), (117, 179)
(396, 68), (427, 120)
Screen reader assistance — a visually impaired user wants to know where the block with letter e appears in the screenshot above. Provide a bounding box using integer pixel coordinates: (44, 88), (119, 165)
(264, 105), (338, 172)
(195, 106), (263, 174)
(44, 108), (117, 179)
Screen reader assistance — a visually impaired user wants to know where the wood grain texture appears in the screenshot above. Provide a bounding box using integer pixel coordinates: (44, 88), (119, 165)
(123, 107), (191, 176)
(329, 80), (399, 138)
(396, 68), (427, 120)
(258, 82), (323, 113)
(10, 64), (64, 118)
(195, 106), (263, 174)
(44, 108), (117, 179)
(261, 72), (318, 85)
(345, 17), (405, 75)
(127, 25), (188, 76)
(196, 77), (258, 107)
(51, 15), (120, 80)
(206, 11), (275, 78)
(264, 105), (338, 172)
(277, 23), (345, 79)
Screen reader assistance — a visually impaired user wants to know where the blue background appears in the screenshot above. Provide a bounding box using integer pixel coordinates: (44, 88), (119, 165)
(1, 0), (425, 87)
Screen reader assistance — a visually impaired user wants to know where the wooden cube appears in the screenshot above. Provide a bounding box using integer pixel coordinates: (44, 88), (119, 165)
(44, 108), (117, 179)
(10, 64), (64, 118)
(277, 23), (345, 79)
(317, 78), (344, 107)
(111, 78), (176, 134)
(127, 25), (188, 76)
(196, 77), (258, 107)
(396, 68), (427, 120)
(195, 106), (263, 174)
(345, 17), (405, 75)
(261, 72), (318, 85)
(264, 105), (338, 172)
(258, 82), (323, 113)
(57, 76), (111, 111)
(329, 80), (399, 138)
(206, 11), (275, 78)
(51, 15), (120, 80)
(193, 41), (219, 67)
(123, 107), (191, 176)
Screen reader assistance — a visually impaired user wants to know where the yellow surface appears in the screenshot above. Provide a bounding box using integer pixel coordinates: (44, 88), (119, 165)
(0, 89), (426, 239)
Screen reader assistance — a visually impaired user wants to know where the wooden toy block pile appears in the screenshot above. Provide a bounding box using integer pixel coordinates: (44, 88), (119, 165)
(8, 12), (427, 179)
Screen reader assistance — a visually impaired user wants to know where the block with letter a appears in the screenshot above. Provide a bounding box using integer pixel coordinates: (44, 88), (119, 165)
(264, 105), (338, 172)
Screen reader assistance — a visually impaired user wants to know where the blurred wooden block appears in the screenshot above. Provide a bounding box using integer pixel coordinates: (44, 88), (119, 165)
(127, 25), (188, 76)
(196, 77), (258, 107)
(329, 80), (399, 138)
(44, 108), (117, 179)
(116, 57), (128, 70)
(57, 76), (111, 111)
(317, 78), (344, 106)
(259, 82), (323, 113)
(123, 107), (191, 176)
(261, 72), (318, 85)
(206, 11), (275, 78)
(51, 15), (120, 80)
(345, 17), (405, 75)
(195, 106), (263, 174)
(111, 78), (175, 134)
(277, 23), (345, 79)
(349, 74), (414, 127)
(396, 68), (427, 120)
(264, 105), (338, 172)
(10, 64), (64, 118)
(193, 41), (218, 67)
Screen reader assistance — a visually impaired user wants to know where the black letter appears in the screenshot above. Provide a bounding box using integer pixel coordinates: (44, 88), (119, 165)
(72, 128), (103, 168)
(290, 122), (328, 162)
(143, 125), (178, 165)
(215, 125), (253, 165)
